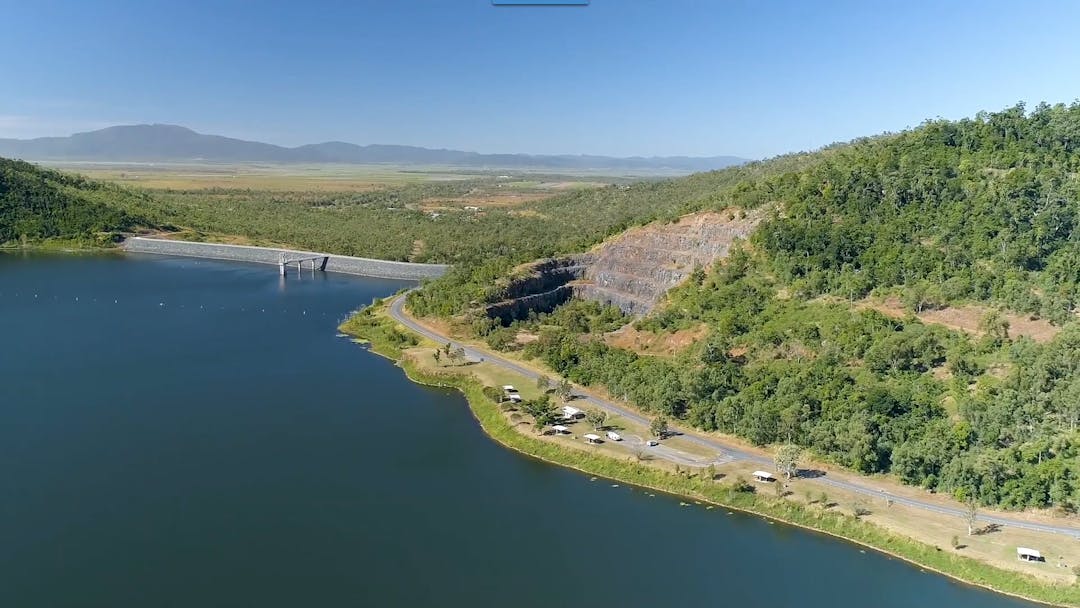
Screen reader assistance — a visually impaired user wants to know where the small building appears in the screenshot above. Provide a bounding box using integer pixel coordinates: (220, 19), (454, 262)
(752, 471), (777, 483)
(562, 406), (583, 419)
(552, 425), (569, 434)
(1017, 547), (1043, 562)
(606, 431), (622, 441)
(583, 433), (602, 444)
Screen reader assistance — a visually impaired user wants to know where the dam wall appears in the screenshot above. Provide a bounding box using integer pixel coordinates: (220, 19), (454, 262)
(122, 237), (449, 281)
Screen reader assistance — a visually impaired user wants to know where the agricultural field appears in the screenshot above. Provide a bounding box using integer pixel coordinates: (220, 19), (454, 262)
(43, 161), (628, 194)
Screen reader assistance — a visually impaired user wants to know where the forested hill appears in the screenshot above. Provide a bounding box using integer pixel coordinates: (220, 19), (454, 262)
(0, 158), (151, 245)
(415, 102), (1080, 512)
(746, 103), (1080, 323)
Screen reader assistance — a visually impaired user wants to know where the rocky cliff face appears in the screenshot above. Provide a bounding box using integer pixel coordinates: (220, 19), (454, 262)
(577, 210), (762, 314)
(484, 209), (763, 322)
(484, 257), (591, 324)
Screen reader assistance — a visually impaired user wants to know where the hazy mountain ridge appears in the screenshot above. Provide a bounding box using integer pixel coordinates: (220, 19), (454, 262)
(0, 124), (747, 172)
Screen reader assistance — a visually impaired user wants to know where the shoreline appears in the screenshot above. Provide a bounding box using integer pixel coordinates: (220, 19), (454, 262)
(341, 298), (1079, 608)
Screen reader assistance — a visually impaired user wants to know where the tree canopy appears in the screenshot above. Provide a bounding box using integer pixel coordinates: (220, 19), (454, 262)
(0, 158), (151, 244)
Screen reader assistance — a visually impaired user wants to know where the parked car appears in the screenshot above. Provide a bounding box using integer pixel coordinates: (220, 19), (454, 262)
(646, 439), (659, 447)
(606, 431), (622, 441)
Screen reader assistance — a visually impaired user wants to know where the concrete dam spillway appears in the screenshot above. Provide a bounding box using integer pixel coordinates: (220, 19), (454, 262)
(484, 210), (763, 323)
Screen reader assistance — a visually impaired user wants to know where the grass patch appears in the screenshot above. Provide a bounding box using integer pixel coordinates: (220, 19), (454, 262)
(341, 301), (1080, 608)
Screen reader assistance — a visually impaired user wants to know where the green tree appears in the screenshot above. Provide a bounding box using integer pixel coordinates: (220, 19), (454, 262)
(978, 309), (1010, 342)
(521, 395), (558, 435)
(555, 379), (573, 400)
(649, 416), (669, 439)
(774, 444), (802, 480)
(585, 408), (608, 430)
(964, 496), (979, 536)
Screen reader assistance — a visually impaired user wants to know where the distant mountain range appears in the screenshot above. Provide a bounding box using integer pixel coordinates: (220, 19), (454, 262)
(0, 124), (747, 172)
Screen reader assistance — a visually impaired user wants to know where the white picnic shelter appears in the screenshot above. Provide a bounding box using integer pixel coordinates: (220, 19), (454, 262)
(1017, 547), (1043, 562)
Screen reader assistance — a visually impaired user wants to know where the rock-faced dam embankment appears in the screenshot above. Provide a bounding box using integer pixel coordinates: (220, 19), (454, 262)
(122, 237), (448, 281)
(484, 210), (763, 323)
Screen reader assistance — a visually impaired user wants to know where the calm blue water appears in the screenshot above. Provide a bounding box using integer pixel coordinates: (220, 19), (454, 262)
(0, 252), (1035, 607)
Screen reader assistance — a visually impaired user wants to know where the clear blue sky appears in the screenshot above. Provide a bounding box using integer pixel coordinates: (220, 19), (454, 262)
(2, 0), (1079, 158)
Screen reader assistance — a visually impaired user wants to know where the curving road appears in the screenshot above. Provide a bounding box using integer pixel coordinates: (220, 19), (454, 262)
(388, 294), (1080, 539)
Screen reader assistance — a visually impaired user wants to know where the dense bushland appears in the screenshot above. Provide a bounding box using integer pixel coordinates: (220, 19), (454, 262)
(0, 158), (150, 244)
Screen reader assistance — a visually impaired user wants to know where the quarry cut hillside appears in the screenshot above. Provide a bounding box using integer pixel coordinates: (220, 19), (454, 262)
(485, 209), (763, 323)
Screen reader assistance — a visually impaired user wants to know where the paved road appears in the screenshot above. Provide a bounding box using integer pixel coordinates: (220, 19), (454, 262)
(388, 294), (1080, 539)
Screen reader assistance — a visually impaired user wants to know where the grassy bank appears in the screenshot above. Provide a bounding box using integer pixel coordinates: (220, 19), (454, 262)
(340, 300), (1080, 608)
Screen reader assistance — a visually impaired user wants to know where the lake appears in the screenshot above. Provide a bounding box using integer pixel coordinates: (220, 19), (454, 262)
(0, 252), (1036, 607)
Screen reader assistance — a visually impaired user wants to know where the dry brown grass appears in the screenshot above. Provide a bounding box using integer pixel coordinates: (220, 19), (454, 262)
(149, 230), (292, 248)
(604, 323), (709, 356)
(65, 163), (472, 192)
(858, 297), (1061, 343)
(418, 193), (552, 211)
(514, 331), (539, 345)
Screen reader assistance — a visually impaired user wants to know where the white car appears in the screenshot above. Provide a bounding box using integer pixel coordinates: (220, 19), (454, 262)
(646, 439), (659, 447)
(606, 431), (622, 441)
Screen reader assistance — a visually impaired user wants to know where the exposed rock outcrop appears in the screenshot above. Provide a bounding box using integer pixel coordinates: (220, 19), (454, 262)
(484, 257), (590, 324)
(577, 210), (762, 314)
(484, 209), (764, 322)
